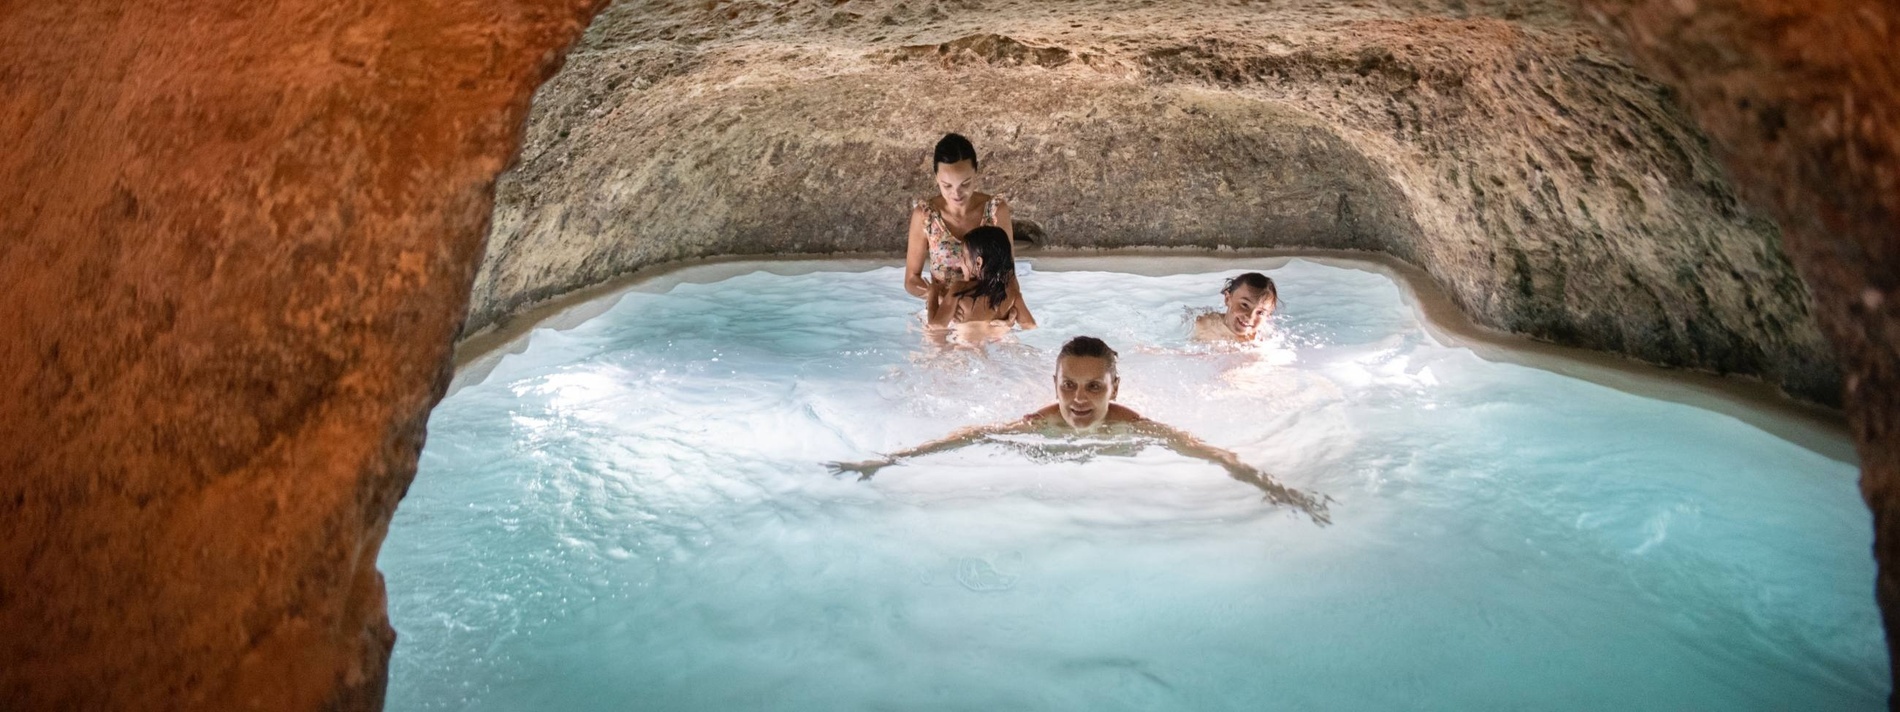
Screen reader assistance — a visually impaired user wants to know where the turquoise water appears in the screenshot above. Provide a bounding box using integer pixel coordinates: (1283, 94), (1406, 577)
(382, 259), (1884, 710)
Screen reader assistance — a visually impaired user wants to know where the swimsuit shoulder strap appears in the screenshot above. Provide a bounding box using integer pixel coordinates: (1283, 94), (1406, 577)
(916, 197), (950, 239)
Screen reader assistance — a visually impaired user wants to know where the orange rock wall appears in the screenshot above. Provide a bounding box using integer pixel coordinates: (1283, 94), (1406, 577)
(1578, 0), (1900, 696)
(0, 0), (602, 708)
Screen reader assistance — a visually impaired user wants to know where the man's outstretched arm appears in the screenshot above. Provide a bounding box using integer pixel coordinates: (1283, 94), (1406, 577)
(826, 419), (1036, 480)
(1130, 420), (1332, 524)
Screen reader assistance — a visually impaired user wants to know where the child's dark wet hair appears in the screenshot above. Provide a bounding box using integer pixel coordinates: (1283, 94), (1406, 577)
(955, 226), (1014, 308)
(933, 133), (979, 173)
(1058, 336), (1119, 375)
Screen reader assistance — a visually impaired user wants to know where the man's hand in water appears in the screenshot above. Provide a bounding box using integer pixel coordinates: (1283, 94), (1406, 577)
(823, 425), (1028, 482)
(1223, 461), (1332, 524)
(825, 459), (890, 481)
(1130, 420), (1332, 524)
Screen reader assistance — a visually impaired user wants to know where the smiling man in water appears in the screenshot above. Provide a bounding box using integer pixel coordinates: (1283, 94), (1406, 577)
(825, 336), (1329, 521)
(1025, 335), (1141, 428)
(1192, 272), (1278, 342)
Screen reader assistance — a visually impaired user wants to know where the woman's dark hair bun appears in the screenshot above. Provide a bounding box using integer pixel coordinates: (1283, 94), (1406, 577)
(933, 133), (979, 173)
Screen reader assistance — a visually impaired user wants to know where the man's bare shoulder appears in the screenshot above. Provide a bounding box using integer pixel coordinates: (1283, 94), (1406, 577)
(1105, 404), (1145, 423)
(1190, 312), (1234, 342)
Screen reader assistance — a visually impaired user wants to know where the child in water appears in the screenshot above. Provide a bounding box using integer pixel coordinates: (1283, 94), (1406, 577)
(826, 336), (1329, 522)
(1192, 272), (1277, 343)
(925, 225), (1035, 329)
(923, 225), (1035, 346)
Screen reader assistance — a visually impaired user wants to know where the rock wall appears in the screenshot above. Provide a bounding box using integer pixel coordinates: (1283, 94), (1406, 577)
(1576, 0), (1900, 696)
(471, 0), (1840, 405)
(0, 0), (601, 709)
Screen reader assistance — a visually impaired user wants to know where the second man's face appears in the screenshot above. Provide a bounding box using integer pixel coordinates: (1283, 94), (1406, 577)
(1222, 284), (1276, 336)
(1053, 355), (1118, 429)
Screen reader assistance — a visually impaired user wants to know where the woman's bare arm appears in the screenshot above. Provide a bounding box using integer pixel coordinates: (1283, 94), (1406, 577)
(905, 203), (931, 299)
(994, 197), (1016, 257)
(924, 280), (953, 327)
(1007, 275), (1037, 329)
(825, 420), (1034, 480)
(990, 199), (1038, 327)
(1130, 421), (1331, 523)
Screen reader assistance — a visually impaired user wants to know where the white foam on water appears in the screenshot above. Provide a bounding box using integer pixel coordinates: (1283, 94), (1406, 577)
(383, 260), (1883, 711)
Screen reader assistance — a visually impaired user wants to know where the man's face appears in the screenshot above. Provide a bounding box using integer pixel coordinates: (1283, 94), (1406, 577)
(1222, 284), (1276, 337)
(1054, 354), (1118, 429)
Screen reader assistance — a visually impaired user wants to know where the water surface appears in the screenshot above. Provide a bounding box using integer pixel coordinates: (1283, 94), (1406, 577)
(384, 260), (1882, 710)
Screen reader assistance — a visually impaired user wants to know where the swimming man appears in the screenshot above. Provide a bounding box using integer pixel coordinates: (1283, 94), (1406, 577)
(1192, 272), (1278, 342)
(825, 336), (1329, 522)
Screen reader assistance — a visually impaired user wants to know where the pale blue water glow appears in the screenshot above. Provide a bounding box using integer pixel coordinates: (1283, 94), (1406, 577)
(383, 259), (1883, 711)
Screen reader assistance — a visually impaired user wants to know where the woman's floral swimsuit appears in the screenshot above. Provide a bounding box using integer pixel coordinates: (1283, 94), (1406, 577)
(917, 194), (1005, 281)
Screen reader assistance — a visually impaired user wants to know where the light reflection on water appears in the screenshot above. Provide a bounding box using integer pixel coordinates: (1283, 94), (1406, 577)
(383, 260), (1883, 711)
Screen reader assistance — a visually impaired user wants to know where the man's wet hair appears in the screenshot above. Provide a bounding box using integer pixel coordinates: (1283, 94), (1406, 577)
(1223, 272), (1278, 302)
(933, 133), (979, 173)
(1058, 336), (1119, 375)
(1223, 272), (1274, 293)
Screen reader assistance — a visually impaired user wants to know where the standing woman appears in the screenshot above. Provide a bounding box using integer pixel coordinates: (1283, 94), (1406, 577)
(905, 133), (1037, 327)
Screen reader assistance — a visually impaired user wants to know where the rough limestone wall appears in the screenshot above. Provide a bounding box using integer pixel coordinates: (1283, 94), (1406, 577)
(0, 0), (602, 709)
(469, 0), (1839, 405)
(1574, 0), (1900, 697)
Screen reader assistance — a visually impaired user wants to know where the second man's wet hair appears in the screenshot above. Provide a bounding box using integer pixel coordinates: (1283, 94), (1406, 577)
(1058, 336), (1119, 375)
(933, 133), (979, 173)
(956, 226), (1014, 309)
(1223, 272), (1278, 302)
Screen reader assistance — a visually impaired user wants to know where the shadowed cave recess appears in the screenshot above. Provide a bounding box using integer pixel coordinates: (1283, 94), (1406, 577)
(1, 0), (1896, 710)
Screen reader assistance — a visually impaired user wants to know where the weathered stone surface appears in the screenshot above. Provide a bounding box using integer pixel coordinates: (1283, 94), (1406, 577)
(0, 0), (601, 709)
(1575, 0), (1900, 697)
(471, 0), (1840, 405)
